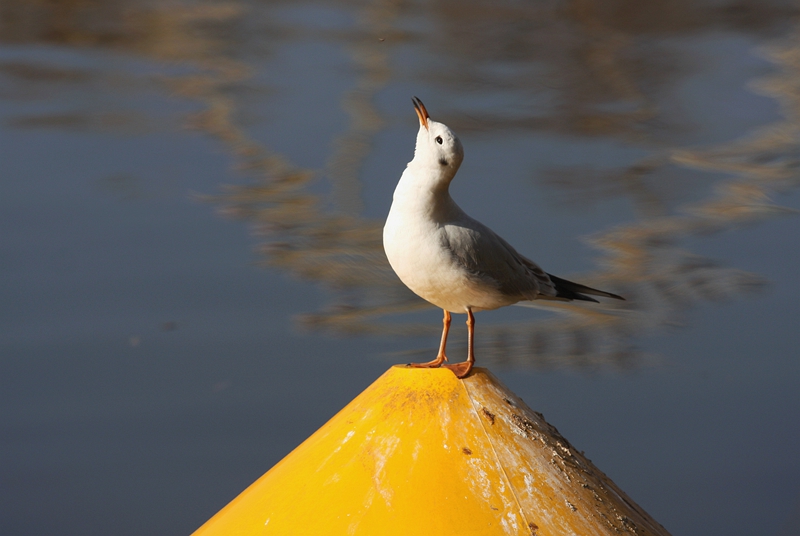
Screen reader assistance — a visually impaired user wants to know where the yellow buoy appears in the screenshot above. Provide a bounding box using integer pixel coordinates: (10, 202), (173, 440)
(192, 366), (671, 535)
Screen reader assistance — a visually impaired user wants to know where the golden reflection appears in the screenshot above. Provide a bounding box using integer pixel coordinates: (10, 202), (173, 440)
(1, 0), (797, 369)
(325, 0), (397, 214)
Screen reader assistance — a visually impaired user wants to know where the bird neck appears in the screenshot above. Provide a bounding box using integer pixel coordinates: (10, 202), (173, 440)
(393, 165), (459, 220)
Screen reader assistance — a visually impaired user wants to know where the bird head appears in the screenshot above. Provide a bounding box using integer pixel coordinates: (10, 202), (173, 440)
(411, 97), (464, 183)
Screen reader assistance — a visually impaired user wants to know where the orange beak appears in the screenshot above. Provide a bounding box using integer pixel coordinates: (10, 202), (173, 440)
(412, 96), (429, 130)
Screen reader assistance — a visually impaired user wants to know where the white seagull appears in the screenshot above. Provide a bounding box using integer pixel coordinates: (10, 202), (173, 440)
(383, 97), (624, 378)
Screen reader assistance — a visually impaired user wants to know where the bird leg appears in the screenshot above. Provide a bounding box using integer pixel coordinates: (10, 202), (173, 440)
(410, 309), (450, 368)
(443, 309), (475, 378)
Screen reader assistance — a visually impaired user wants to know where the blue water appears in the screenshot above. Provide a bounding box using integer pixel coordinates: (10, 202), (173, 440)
(1, 2), (799, 535)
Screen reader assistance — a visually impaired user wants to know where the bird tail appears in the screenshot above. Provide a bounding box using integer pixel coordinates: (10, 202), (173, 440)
(546, 274), (625, 303)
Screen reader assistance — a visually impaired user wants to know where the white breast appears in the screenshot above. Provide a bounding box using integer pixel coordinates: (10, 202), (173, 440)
(383, 168), (512, 313)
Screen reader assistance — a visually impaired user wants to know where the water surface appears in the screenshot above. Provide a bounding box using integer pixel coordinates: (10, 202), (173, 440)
(1, 1), (799, 535)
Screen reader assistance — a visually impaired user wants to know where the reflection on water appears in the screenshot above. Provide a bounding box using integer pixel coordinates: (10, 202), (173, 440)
(2, 1), (800, 535)
(0, 2), (795, 366)
(189, 0), (797, 370)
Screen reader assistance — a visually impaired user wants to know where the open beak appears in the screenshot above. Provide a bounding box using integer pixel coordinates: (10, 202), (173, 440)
(412, 96), (429, 130)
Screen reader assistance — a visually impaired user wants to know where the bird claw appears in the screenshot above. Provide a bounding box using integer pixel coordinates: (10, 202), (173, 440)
(409, 354), (447, 368)
(442, 361), (473, 379)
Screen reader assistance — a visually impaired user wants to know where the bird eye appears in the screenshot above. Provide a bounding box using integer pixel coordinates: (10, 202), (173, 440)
(435, 136), (443, 144)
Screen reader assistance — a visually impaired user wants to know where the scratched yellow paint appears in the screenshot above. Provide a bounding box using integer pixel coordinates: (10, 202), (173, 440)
(192, 366), (670, 536)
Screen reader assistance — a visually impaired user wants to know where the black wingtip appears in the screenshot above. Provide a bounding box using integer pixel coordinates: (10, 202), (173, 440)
(570, 293), (600, 303)
(547, 273), (624, 302)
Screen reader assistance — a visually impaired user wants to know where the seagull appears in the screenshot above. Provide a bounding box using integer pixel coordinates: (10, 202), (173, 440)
(383, 97), (624, 378)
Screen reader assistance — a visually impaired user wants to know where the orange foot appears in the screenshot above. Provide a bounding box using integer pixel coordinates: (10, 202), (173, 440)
(409, 354), (447, 368)
(442, 361), (473, 379)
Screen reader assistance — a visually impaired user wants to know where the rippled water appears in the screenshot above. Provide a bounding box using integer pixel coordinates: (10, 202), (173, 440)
(1, 1), (799, 535)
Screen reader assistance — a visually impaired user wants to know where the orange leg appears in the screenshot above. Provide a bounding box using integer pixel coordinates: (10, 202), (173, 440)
(410, 309), (451, 368)
(443, 309), (475, 378)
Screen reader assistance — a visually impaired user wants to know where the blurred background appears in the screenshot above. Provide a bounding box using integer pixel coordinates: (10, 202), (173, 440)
(1, 0), (799, 534)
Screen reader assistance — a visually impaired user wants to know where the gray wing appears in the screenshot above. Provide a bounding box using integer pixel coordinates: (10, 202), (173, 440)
(441, 218), (558, 301)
